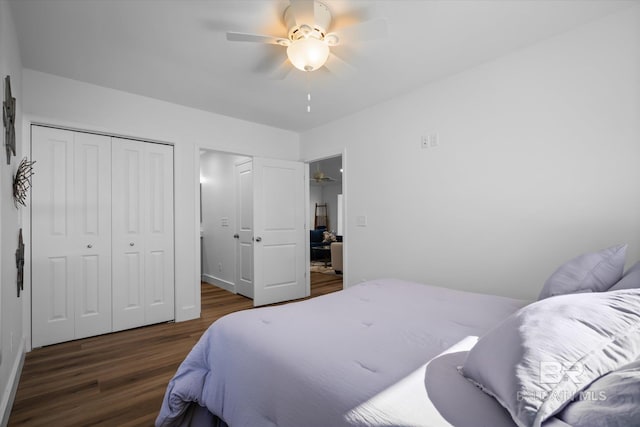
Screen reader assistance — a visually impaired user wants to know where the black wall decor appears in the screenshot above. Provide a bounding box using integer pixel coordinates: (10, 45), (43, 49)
(13, 157), (35, 208)
(3, 75), (16, 165)
(16, 229), (24, 297)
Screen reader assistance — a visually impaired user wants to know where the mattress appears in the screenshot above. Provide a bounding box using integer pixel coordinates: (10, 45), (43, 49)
(157, 278), (530, 427)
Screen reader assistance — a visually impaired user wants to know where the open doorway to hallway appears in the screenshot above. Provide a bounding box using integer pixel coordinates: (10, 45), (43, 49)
(200, 149), (325, 302)
(199, 149), (251, 294)
(308, 155), (343, 289)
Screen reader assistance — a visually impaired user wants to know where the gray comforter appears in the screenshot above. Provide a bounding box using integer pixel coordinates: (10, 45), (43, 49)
(156, 278), (529, 427)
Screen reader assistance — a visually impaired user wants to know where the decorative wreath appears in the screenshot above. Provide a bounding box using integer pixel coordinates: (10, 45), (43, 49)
(13, 157), (35, 208)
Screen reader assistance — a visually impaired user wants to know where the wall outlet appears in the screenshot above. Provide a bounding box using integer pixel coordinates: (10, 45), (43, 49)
(421, 135), (429, 149)
(429, 133), (439, 147)
(218, 263), (222, 273)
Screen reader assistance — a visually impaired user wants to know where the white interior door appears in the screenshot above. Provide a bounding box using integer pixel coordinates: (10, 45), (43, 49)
(112, 138), (146, 331)
(235, 160), (253, 298)
(253, 157), (307, 306)
(73, 132), (112, 339)
(32, 127), (76, 347)
(112, 138), (174, 331)
(32, 126), (112, 347)
(143, 142), (174, 324)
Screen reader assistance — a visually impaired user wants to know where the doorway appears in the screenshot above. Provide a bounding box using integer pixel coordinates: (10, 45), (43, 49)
(308, 155), (344, 289)
(199, 149), (308, 306)
(199, 150), (251, 293)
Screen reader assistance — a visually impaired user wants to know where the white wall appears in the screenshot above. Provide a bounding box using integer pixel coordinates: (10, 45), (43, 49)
(0, 0), (24, 422)
(310, 183), (342, 233)
(200, 151), (250, 291)
(20, 70), (299, 330)
(301, 6), (640, 300)
(322, 183), (342, 234)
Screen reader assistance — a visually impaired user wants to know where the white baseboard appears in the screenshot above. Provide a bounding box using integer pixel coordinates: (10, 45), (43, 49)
(202, 274), (236, 293)
(1, 337), (25, 427)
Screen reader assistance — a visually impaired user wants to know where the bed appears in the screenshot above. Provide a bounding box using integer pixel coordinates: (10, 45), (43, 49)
(157, 278), (528, 426)
(157, 245), (640, 427)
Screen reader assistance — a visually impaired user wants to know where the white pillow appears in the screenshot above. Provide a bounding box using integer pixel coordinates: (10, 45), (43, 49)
(538, 244), (626, 300)
(609, 260), (640, 291)
(557, 359), (640, 426)
(459, 289), (640, 427)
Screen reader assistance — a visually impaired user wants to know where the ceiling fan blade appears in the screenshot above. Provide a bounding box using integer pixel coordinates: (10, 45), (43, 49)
(270, 59), (293, 80)
(226, 32), (288, 46)
(332, 18), (388, 44)
(289, 0), (315, 27)
(253, 45), (286, 73)
(323, 53), (356, 79)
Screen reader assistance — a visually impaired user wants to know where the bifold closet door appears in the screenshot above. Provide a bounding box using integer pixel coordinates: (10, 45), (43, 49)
(112, 138), (174, 331)
(31, 126), (112, 347)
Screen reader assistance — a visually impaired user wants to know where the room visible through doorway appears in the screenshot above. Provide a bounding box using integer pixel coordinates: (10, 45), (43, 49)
(308, 155), (343, 288)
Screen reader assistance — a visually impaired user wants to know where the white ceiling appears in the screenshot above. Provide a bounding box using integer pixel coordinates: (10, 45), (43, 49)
(9, 0), (637, 132)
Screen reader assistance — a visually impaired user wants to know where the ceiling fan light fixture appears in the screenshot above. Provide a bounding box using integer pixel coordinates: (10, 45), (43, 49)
(325, 33), (339, 46)
(287, 36), (330, 72)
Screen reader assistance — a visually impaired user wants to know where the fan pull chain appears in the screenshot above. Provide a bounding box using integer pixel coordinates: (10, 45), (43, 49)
(306, 72), (312, 113)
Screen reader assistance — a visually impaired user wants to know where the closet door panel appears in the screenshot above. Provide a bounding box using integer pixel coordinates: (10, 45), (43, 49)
(112, 138), (146, 331)
(31, 127), (76, 347)
(74, 132), (112, 339)
(144, 143), (174, 324)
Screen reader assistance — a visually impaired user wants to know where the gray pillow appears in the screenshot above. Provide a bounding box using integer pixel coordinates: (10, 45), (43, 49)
(538, 244), (627, 300)
(459, 289), (640, 427)
(609, 261), (640, 291)
(557, 359), (640, 427)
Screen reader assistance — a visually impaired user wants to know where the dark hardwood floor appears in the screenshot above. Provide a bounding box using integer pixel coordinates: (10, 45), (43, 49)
(8, 272), (343, 426)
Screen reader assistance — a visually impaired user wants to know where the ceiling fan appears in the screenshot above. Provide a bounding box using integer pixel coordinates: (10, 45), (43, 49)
(311, 164), (336, 183)
(226, 0), (387, 78)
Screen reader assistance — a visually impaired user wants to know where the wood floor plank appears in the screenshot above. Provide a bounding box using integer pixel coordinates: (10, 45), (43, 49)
(8, 272), (342, 426)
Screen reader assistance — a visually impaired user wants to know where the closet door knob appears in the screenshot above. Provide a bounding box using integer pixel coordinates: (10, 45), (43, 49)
(129, 242), (135, 246)
(87, 244), (93, 249)
(255, 236), (262, 242)
(233, 234), (239, 239)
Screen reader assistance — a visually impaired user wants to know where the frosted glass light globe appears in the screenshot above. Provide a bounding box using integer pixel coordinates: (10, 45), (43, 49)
(287, 37), (330, 72)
